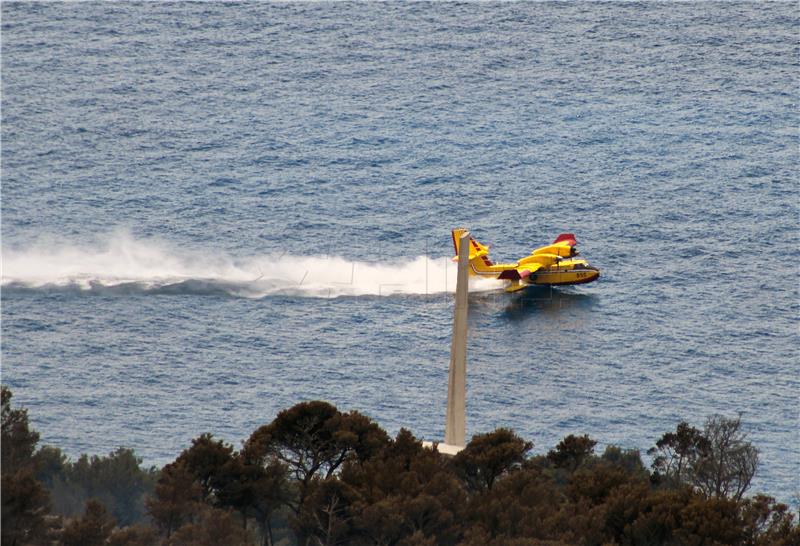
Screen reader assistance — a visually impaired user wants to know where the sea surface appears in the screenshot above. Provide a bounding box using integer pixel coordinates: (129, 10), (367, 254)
(2, 2), (798, 504)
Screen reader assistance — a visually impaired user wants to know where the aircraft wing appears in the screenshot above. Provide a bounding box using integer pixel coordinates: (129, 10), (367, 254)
(531, 233), (578, 257)
(496, 263), (543, 281)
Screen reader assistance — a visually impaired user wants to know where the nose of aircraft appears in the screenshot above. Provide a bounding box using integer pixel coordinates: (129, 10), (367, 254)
(580, 265), (600, 284)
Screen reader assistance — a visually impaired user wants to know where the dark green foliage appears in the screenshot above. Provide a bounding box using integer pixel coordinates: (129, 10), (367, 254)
(60, 499), (116, 546)
(461, 465), (562, 541)
(600, 445), (648, 476)
(673, 494), (745, 544)
(1, 386), (53, 546)
(2, 389), (798, 545)
(33, 446), (158, 526)
(214, 452), (291, 546)
(338, 428), (465, 546)
(1, 469), (53, 546)
(62, 448), (158, 525)
(740, 494), (800, 546)
(173, 433), (235, 502)
(620, 487), (696, 545)
(293, 478), (360, 546)
(146, 461), (204, 538)
(648, 420), (709, 486)
(452, 428), (532, 491)
(165, 505), (255, 546)
(34, 445), (70, 487)
(107, 524), (160, 546)
(694, 414), (759, 501)
(245, 400), (390, 515)
(547, 433), (597, 472)
(649, 415), (759, 501)
(246, 401), (348, 486)
(1, 386), (41, 475)
(147, 433), (292, 545)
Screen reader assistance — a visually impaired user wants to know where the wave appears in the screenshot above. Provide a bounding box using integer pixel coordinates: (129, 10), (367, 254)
(1, 233), (504, 298)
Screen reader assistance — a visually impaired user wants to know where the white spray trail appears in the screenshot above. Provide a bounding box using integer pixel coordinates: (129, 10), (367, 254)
(1, 233), (504, 298)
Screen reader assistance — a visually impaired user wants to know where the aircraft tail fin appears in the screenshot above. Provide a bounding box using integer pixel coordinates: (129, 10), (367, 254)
(451, 228), (494, 270)
(451, 228), (469, 257)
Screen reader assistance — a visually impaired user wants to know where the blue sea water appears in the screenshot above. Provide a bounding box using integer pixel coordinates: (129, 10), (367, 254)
(2, 2), (798, 504)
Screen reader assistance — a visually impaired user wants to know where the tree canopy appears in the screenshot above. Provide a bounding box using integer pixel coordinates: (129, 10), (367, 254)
(649, 415), (759, 501)
(2, 387), (797, 546)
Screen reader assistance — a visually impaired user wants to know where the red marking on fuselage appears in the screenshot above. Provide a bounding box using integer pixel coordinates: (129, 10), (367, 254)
(529, 271), (599, 286)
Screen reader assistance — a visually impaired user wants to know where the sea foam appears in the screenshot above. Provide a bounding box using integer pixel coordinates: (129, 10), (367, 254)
(1, 232), (503, 298)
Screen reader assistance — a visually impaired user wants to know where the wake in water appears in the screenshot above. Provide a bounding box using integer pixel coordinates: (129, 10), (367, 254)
(1, 232), (504, 298)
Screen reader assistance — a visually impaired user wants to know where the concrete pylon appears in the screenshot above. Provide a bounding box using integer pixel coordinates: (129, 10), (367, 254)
(443, 230), (469, 452)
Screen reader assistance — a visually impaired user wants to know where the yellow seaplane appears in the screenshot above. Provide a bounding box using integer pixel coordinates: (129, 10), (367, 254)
(452, 228), (600, 292)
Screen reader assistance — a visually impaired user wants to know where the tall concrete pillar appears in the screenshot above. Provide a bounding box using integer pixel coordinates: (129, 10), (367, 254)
(444, 230), (469, 449)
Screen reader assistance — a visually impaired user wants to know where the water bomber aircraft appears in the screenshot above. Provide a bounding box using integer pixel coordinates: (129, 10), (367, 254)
(451, 228), (600, 292)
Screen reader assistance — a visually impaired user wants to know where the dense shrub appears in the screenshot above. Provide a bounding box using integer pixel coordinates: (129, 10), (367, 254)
(3, 387), (798, 546)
